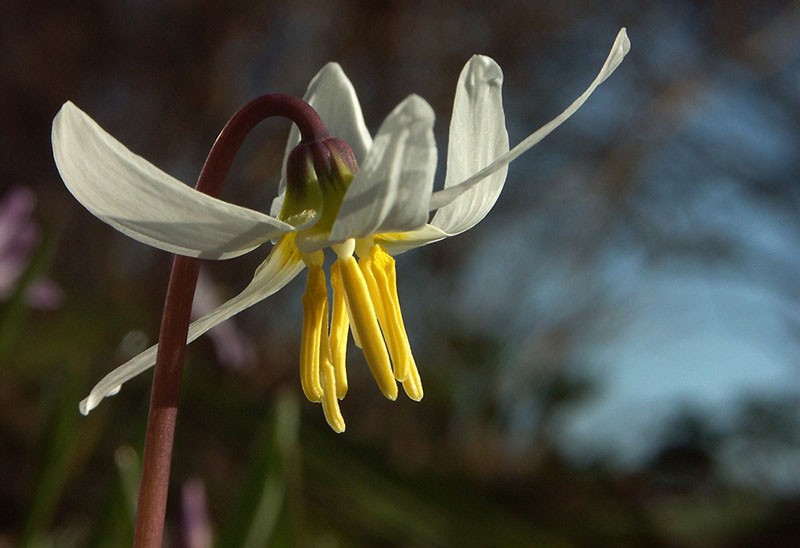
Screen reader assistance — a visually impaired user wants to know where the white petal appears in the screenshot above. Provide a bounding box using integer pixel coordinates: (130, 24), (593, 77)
(429, 28), (631, 212)
(374, 224), (448, 255)
(78, 236), (305, 415)
(271, 63), (373, 217)
(431, 55), (509, 236)
(330, 95), (437, 242)
(53, 102), (295, 260)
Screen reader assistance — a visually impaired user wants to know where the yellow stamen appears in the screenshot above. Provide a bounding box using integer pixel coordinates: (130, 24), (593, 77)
(320, 356), (345, 432)
(363, 245), (417, 384)
(299, 254), (326, 402)
(329, 261), (349, 399)
(401, 357), (424, 401)
(358, 251), (388, 343)
(359, 250), (404, 381)
(333, 240), (397, 401)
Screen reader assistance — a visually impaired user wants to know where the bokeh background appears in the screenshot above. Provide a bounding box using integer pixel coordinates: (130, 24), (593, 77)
(3, 0), (800, 545)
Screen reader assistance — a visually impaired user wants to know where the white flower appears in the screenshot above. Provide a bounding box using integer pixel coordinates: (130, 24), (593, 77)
(52, 29), (630, 431)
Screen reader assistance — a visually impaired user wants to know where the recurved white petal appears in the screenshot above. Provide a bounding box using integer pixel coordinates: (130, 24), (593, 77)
(330, 95), (437, 242)
(53, 102), (294, 260)
(374, 224), (448, 255)
(272, 63), (373, 216)
(78, 235), (305, 415)
(431, 55), (509, 236)
(429, 28), (631, 212)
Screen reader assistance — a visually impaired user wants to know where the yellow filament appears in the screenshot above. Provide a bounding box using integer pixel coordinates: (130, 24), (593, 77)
(335, 254), (397, 401)
(329, 262), (349, 399)
(364, 245), (416, 384)
(315, 275), (345, 429)
(359, 253), (386, 323)
(299, 262), (326, 402)
(320, 356), (345, 432)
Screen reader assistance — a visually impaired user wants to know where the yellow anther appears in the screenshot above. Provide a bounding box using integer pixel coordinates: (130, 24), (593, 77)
(329, 261), (349, 399)
(333, 242), (397, 401)
(299, 259), (327, 402)
(401, 358), (424, 401)
(364, 245), (416, 384)
(320, 357), (345, 433)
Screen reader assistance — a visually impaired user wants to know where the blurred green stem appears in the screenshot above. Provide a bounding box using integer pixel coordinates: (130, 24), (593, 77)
(21, 363), (88, 546)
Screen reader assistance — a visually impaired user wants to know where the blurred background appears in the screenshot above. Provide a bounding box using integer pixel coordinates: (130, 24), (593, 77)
(2, 0), (800, 545)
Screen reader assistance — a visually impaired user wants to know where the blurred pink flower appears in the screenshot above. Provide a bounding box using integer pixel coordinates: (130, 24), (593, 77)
(192, 270), (258, 370)
(181, 478), (213, 548)
(0, 186), (62, 309)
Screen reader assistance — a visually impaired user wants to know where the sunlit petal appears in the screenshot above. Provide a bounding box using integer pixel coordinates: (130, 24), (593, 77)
(431, 55), (509, 235)
(374, 224), (448, 255)
(53, 102), (294, 260)
(429, 28), (631, 212)
(331, 95), (437, 242)
(272, 63), (373, 216)
(78, 235), (305, 415)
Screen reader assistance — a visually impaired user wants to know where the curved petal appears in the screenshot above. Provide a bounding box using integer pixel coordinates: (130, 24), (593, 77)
(330, 95), (437, 242)
(429, 28), (631, 212)
(374, 224), (448, 255)
(431, 55), (509, 235)
(53, 102), (294, 260)
(272, 63), (373, 216)
(79, 235), (305, 415)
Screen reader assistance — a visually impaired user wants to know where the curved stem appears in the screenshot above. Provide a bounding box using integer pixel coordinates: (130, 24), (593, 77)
(133, 94), (327, 548)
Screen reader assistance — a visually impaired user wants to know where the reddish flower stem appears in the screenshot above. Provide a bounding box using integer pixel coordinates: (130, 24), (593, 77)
(133, 94), (327, 548)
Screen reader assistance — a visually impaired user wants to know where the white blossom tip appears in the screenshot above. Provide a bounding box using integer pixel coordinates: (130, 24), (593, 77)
(600, 28), (631, 83)
(617, 28), (631, 55)
(55, 100), (75, 119)
(79, 383), (123, 415)
(53, 101), (95, 141)
(465, 55), (503, 89)
(315, 62), (346, 80)
(403, 93), (435, 119)
(79, 395), (98, 416)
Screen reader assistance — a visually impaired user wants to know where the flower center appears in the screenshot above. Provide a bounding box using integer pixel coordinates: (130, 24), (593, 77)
(274, 112), (421, 431)
(278, 137), (357, 251)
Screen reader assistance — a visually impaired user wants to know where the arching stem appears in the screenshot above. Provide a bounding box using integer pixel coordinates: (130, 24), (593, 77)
(133, 94), (327, 548)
